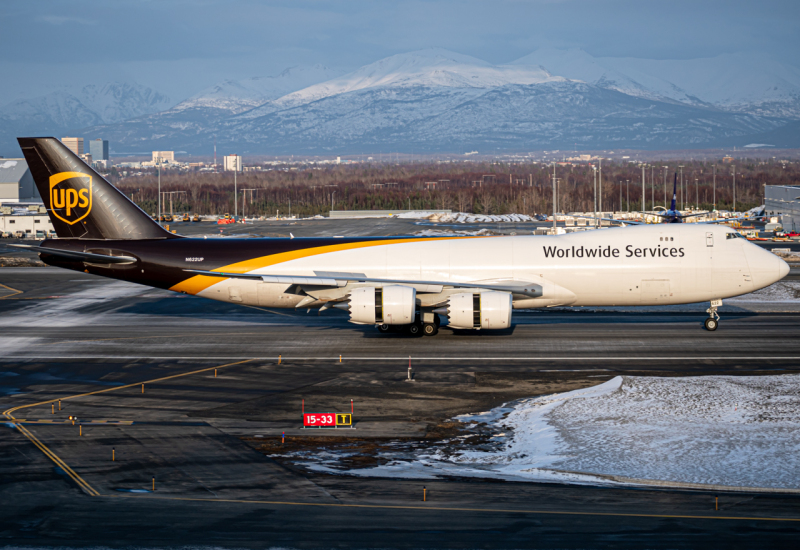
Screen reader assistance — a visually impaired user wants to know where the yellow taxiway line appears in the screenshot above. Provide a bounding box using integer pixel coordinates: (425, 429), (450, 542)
(0, 282), (23, 299)
(3, 358), (255, 497)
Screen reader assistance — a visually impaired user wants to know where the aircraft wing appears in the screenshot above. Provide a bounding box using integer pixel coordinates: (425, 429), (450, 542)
(574, 216), (644, 226)
(10, 244), (137, 264)
(183, 269), (542, 298)
(694, 216), (764, 225)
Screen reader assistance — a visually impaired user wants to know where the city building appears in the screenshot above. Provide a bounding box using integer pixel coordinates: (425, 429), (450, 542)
(61, 137), (84, 156)
(79, 153), (93, 165)
(224, 154), (242, 172)
(0, 159), (40, 203)
(765, 185), (800, 231)
(89, 139), (109, 161)
(152, 151), (175, 164)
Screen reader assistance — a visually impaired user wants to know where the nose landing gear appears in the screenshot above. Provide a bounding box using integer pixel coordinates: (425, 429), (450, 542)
(705, 299), (722, 331)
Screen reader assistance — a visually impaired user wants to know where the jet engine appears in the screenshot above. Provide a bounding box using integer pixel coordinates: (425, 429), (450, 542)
(446, 291), (512, 330)
(347, 285), (416, 325)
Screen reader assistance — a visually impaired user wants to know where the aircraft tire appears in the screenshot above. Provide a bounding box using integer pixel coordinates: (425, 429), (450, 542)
(377, 324), (392, 334)
(407, 323), (422, 336)
(704, 317), (718, 331)
(422, 323), (438, 336)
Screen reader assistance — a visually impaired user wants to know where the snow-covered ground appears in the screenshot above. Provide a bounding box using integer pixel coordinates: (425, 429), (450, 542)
(327, 375), (800, 490)
(396, 211), (534, 222)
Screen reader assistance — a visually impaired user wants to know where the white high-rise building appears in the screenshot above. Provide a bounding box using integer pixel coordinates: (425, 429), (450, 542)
(224, 154), (242, 172)
(152, 151), (175, 164)
(61, 137), (84, 156)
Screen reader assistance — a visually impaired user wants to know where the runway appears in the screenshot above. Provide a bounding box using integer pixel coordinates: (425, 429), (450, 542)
(1, 266), (800, 548)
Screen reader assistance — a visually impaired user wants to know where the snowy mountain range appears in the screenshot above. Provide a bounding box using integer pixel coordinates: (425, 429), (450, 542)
(511, 49), (800, 118)
(4, 48), (800, 156)
(0, 82), (171, 154)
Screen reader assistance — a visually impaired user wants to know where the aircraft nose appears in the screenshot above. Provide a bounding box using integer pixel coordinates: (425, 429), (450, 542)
(778, 256), (790, 280)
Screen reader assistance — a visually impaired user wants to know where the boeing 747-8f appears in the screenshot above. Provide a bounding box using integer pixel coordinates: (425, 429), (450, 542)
(14, 138), (788, 335)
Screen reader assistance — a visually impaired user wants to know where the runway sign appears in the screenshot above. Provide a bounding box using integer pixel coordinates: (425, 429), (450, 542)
(303, 413), (335, 427)
(303, 412), (352, 427)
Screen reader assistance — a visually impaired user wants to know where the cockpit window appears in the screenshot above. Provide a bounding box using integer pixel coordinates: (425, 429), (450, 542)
(726, 232), (745, 240)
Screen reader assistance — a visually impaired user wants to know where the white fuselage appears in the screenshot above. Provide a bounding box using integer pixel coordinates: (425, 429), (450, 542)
(197, 224), (788, 310)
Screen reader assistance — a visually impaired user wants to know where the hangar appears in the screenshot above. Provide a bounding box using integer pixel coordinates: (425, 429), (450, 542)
(0, 158), (40, 203)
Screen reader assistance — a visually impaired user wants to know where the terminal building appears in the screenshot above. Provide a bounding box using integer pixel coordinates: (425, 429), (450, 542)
(765, 185), (800, 231)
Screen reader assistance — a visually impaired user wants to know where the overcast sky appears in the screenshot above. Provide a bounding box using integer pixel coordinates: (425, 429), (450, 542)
(1, 0), (798, 104)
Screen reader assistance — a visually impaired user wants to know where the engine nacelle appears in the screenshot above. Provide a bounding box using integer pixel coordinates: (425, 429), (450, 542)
(348, 285), (416, 325)
(447, 291), (512, 330)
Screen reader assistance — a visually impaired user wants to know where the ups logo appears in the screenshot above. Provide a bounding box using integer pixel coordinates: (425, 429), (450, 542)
(49, 171), (92, 225)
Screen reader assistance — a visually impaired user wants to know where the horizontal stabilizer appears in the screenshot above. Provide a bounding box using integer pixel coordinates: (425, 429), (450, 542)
(10, 244), (137, 264)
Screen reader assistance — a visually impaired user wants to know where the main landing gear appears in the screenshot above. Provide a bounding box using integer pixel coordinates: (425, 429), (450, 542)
(377, 314), (440, 336)
(704, 299), (722, 331)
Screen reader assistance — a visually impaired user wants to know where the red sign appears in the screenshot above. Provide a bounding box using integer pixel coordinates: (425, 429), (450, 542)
(303, 413), (335, 427)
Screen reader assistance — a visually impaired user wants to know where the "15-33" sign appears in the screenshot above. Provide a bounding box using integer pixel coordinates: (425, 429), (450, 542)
(303, 413), (352, 427)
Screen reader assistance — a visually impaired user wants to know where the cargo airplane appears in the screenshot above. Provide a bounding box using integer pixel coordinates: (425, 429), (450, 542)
(13, 138), (789, 334)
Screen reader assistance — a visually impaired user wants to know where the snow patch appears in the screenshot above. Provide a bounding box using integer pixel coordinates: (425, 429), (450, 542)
(338, 375), (800, 489)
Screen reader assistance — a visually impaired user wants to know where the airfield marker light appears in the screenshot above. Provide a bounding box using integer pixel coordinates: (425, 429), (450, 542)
(715, 496), (718, 511)
(351, 399), (354, 416)
(112, 448), (115, 461)
(152, 477), (155, 491)
(423, 486), (427, 502)
(279, 355), (281, 364)
(339, 355), (342, 363)
(214, 369), (217, 378)
(282, 432), (285, 445)
(79, 425), (82, 437)
(52, 404), (54, 414)
(58, 400), (61, 411)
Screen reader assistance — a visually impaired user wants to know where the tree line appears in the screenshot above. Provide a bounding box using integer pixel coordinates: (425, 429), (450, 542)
(112, 159), (799, 217)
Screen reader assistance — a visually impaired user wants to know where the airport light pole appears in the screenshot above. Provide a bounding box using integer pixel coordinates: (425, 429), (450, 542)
(626, 180), (629, 213)
(641, 164), (646, 213)
(650, 165), (655, 211)
(234, 168), (238, 219)
(552, 162), (557, 232)
(592, 164), (598, 228)
(713, 165), (716, 210)
(598, 157), (602, 214)
(678, 166), (684, 210)
(732, 167), (736, 212)
(157, 160), (161, 226)
(663, 166), (668, 209)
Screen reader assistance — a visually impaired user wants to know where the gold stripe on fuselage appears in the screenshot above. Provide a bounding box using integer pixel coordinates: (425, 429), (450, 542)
(169, 236), (489, 295)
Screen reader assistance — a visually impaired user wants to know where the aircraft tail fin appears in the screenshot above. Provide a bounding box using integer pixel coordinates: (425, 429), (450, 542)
(670, 173), (678, 213)
(17, 137), (176, 240)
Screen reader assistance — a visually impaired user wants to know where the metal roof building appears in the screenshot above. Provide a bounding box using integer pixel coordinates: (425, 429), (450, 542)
(765, 185), (800, 231)
(0, 159), (40, 203)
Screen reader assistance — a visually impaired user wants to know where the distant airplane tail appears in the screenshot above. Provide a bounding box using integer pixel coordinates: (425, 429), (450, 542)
(17, 137), (175, 240)
(670, 172), (678, 213)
